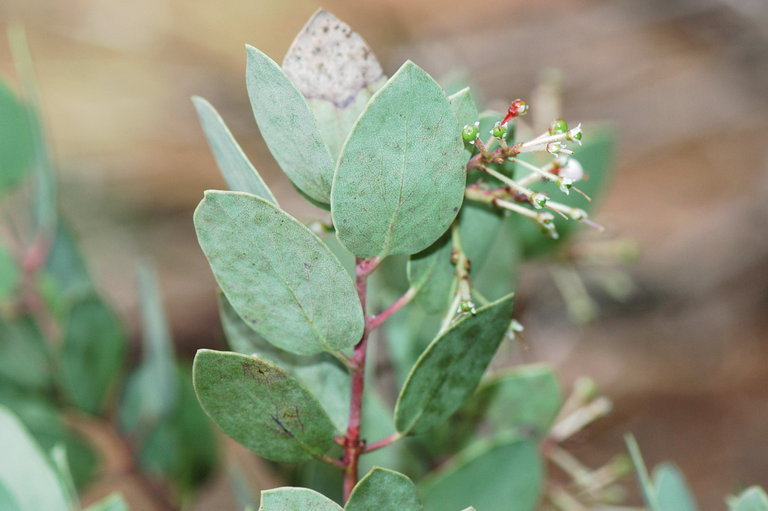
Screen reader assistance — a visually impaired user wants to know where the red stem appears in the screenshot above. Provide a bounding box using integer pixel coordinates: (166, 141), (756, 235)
(362, 432), (401, 454)
(343, 257), (372, 501)
(367, 287), (415, 331)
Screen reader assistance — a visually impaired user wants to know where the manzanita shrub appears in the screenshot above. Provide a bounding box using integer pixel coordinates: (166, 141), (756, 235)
(188, 9), (768, 511)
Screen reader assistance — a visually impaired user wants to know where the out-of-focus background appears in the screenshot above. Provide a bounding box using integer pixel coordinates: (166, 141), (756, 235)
(2, 0), (767, 508)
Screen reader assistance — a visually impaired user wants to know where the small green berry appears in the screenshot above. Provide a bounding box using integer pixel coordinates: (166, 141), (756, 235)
(549, 118), (568, 135)
(491, 121), (507, 139)
(461, 123), (479, 142)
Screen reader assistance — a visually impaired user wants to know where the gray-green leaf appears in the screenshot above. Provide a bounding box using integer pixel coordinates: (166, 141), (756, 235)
(479, 364), (562, 438)
(136, 263), (178, 423)
(346, 467), (422, 511)
(394, 294), (514, 434)
(730, 487), (768, 511)
(195, 191), (363, 356)
(218, 292), (350, 431)
(193, 349), (337, 462)
(332, 61), (466, 258)
(283, 9), (386, 160)
(192, 96), (277, 204)
(0, 81), (35, 196)
(260, 487), (342, 511)
(246, 46), (335, 204)
(654, 463), (699, 511)
(0, 406), (70, 511)
(59, 295), (126, 414)
(448, 87), (478, 161)
(84, 493), (130, 511)
(420, 436), (543, 511)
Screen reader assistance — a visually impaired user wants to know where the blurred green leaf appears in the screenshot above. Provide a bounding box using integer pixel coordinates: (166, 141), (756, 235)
(59, 294), (126, 414)
(195, 191), (363, 356)
(192, 96), (278, 205)
(0, 482), (22, 511)
(395, 294), (514, 435)
(331, 61), (466, 258)
(0, 387), (97, 489)
(0, 405), (69, 511)
(0, 244), (20, 302)
(84, 493), (130, 511)
(8, 26), (57, 235)
(346, 468), (422, 511)
(49, 444), (78, 508)
(730, 487), (768, 511)
(283, 10), (386, 161)
(472, 217), (521, 302)
(479, 364), (562, 438)
(136, 365), (217, 492)
(420, 436), (542, 511)
(259, 487), (342, 511)
(135, 263), (177, 424)
(626, 434), (660, 511)
(42, 222), (94, 312)
(193, 349), (337, 462)
(0, 316), (50, 391)
(654, 463), (699, 511)
(246, 46), (335, 204)
(0, 81), (35, 195)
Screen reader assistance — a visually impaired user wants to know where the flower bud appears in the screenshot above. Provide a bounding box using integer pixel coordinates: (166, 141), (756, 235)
(558, 158), (584, 182)
(461, 122), (480, 142)
(502, 99), (528, 124)
(491, 121), (507, 139)
(549, 118), (568, 135)
(531, 192), (549, 209)
(566, 124), (583, 143)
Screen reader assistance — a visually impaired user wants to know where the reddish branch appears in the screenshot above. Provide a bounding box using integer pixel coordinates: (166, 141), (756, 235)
(367, 287), (415, 331)
(342, 257), (373, 501)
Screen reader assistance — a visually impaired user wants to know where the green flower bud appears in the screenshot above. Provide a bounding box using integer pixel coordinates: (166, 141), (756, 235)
(461, 123), (479, 142)
(491, 121), (507, 139)
(549, 118), (568, 135)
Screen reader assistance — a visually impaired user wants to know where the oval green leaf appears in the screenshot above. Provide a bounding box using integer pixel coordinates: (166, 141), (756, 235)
(192, 96), (277, 204)
(246, 46), (335, 204)
(84, 493), (129, 511)
(59, 295), (126, 415)
(654, 463), (699, 511)
(730, 488), (768, 511)
(0, 82), (35, 196)
(194, 190), (364, 356)
(260, 487), (342, 511)
(394, 294), (514, 435)
(447, 87), (478, 161)
(420, 436), (543, 511)
(0, 406), (70, 511)
(218, 292), (350, 431)
(346, 467), (422, 511)
(479, 364), (562, 438)
(332, 61), (466, 258)
(193, 349), (337, 462)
